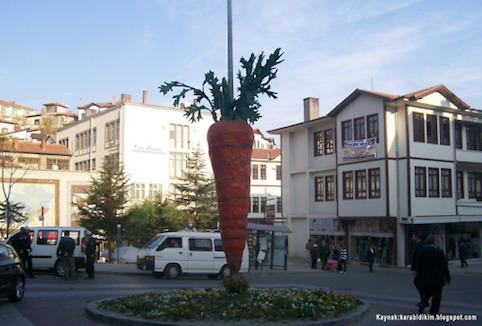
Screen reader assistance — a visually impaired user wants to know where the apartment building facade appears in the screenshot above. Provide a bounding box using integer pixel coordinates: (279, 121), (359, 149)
(56, 92), (213, 203)
(249, 129), (282, 222)
(270, 85), (482, 266)
(0, 99), (36, 124)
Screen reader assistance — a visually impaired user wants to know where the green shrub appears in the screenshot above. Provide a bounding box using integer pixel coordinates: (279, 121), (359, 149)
(222, 275), (249, 295)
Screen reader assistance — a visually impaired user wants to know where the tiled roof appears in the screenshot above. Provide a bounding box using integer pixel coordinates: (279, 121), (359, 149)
(0, 99), (36, 112)
(402, 84), (470, 110)
(43, 102), (68, 108)
(251, 148), (281, 160)
(78, 102), (115, 110)
(0, 140), (71, 156)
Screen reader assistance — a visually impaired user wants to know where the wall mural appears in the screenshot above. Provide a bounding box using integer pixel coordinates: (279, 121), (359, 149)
(0, 182), (56, 227)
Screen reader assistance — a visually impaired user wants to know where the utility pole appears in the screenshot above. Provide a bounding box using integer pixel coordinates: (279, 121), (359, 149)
(227, 0), (234, 102)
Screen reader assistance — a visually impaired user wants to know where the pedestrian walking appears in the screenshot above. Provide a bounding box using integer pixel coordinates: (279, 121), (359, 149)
(57, 231), (76, 280)
(339, 243), (348, 273)
(310, 242), (319, 270)
(411, 232), (424, 308)
(415, 234), (451, 315)
(319, 240), (330, 270)
(458, 237), (469, 268)
(8, 227), (35, 278)
(83, 231), (96, 279)
(305, 238), (313, 263)
(367, 242), (376, 272)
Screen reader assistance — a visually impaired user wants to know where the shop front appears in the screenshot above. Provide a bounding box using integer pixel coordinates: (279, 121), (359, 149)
(346, 219), (396, 265)
(309, 217), (346, 252)
(405, 222), (481, 264)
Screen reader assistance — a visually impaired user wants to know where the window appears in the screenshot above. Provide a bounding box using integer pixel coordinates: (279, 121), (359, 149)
(455, 123), (462, 149)
(457, 171), (464, 199)
(367, 114), (379, 141)
(248, 197), (252, 213)
(0, 245), (9, 261)
(105, 120), (120, 148)
(413, 113), (425, 142)
(439, 117), (450, 145)
(342, 120), (352, 145)
(47, 159), (69, 170)
(260, 197), (267, 213)
(355, 170), (367, 199)
(428, 168), (440, 197)
(148, 184), (162, 200)
(214, 239), (224, 251)
(252, 197), (260, 213)
(343, 171), (353, 200)
(466, 124), (482, 151)
(189, 238), (213, 251)
(368, 168), (381, 198)
(276, 165), (281, 180)
(37, 230), (58, 245)
(313, 131), (323, 156)
(441, 169), (452, 198)
(325, 176), (335, 201)
(260, 165), (267, 180)
(61, 231), (80, 245)
(276, 197), (282, 213)
(468, 173), (482, 199)
(131, 183), (145, 200)
(426, 115), (438, 144)
(415, 167), (427, 197)
(169, 124), (190, 149)
(324, 129), (334, 154)
(169, 152), (187, 178)
(314, 176), (324, 202)
(252, 164), (259, 180)
(354, 117), (365, 140)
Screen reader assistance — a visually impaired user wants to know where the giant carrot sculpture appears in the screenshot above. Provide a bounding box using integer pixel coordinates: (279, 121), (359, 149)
(160, 49), (283, 276)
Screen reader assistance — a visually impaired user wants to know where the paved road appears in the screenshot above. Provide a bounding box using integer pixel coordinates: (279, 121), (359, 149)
(1, 264), (480, 325)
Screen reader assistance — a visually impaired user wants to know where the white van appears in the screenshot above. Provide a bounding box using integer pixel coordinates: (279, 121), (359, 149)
(136, 232), (249, 279)
(8, 227), (89, 276)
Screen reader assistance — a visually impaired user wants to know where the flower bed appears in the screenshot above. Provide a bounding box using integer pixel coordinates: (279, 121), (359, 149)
(99, 288), (362, 323)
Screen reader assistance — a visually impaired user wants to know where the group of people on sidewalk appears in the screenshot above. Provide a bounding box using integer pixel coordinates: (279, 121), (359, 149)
(7, 227), (97, 280)
(306, 237), (348, 274)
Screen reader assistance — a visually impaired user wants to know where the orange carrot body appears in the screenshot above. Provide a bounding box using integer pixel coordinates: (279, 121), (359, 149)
(207, 120), (253, 274)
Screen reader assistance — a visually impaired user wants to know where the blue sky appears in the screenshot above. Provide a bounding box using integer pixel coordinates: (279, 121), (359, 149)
(1, 0), (482, 133)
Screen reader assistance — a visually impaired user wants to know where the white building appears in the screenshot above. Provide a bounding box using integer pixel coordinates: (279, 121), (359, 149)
(270, 85), (482, 266)
(249, 128), (282, 222)
(56, 91), (213, 203)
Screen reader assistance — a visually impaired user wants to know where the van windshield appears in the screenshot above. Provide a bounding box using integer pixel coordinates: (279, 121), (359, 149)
(144, 235), (165, 249)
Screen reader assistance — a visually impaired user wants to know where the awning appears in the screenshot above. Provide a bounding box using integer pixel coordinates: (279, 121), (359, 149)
(247, 223), (291, 233)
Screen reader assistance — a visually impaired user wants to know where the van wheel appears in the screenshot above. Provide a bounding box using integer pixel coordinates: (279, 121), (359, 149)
(55, 260), (65, 277)
(164, 264), (181, 279)
(8, 277), (25, 302)
(220, 265), (231, 278)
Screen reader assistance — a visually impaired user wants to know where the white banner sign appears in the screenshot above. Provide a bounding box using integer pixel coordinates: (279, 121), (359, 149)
(343, 137), (377, 161)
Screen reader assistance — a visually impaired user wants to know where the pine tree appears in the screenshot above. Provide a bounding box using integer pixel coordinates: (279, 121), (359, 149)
(173, 147), (218, 230)
(77, 155), (129, 261)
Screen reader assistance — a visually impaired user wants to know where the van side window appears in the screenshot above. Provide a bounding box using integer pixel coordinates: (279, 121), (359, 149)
(157, 237), (182, 251)
(0, 245), (9, 261)
(37, 230), (58, 245)
(189, 238), (213, 252)
(214, 239), (224, 252)
(61, 231), (80, 245)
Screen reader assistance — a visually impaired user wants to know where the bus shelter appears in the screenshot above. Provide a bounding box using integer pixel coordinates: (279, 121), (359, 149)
(247, 223), (291, 270)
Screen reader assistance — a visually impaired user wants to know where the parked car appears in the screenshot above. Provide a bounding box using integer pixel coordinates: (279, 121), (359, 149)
(7, 227), (89, 276)
(0, 241), (26, 302)
(136, 232), (249, 279)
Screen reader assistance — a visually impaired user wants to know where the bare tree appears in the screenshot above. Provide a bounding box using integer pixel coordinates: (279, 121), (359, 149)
(0, 136), (28, 237)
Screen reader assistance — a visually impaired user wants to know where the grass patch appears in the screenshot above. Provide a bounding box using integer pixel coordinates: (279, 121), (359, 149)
(99, 288), (362, 322)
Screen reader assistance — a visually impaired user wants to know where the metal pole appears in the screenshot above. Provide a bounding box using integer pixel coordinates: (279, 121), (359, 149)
(116, 224), (121, 264)
(227, 0), (234, 101)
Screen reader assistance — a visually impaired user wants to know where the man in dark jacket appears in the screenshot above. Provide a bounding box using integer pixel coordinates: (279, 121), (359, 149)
(83, 231), (96, 279)
(415, 234), (451, 315)
(57, 231), (76, 280)
(8, 227), (34, 278)
(411, 232), (424, 307)
(310, 241), (319, 269)
(367, 241), (376, 273)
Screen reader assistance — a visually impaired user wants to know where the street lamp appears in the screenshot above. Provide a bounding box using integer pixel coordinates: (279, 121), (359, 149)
(116, 224), (121, 264)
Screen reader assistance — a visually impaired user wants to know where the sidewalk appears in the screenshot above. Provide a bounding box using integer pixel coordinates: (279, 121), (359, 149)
(95, 257), (482, 276)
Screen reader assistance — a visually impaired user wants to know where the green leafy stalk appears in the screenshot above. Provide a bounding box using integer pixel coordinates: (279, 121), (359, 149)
(159, 48), (283, 124)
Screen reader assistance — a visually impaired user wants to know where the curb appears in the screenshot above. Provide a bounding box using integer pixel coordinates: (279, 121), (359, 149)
(86, 293), (371, 326)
